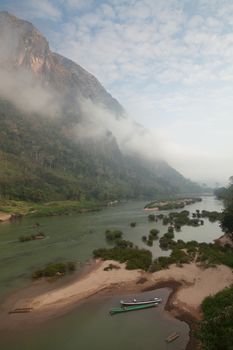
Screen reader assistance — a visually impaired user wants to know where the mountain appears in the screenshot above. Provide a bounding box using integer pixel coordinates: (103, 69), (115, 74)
(0, 11), (202, 202)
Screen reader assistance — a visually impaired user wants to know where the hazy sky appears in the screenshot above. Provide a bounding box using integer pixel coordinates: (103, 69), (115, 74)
(1, 0), (233, 185)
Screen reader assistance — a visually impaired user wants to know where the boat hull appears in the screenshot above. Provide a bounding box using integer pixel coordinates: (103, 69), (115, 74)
(120, 298), (161, 307)
(110, 303), (156, 315)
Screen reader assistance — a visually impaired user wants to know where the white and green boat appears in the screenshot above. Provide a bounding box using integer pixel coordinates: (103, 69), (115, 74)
(109, 302), (157, 315)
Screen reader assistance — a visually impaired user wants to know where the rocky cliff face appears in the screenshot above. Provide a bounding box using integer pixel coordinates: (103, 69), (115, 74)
(0, 11), (124, 118)
(0, 11), (201, 201)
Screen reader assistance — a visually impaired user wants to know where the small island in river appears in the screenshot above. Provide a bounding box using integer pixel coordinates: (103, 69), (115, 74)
(144, 197), (202, 211)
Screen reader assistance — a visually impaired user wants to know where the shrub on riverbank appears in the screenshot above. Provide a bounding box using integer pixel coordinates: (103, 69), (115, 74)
(144, 198), (202, 211)
(19, 232), (45, 242)
(197, 285), (233, 350)
(0, 199), (102, 218)
(93, 246), (152, 271)
(197, 243), (233, 268)
(150, 248), (191, 272)
(32, 261), (76, 279)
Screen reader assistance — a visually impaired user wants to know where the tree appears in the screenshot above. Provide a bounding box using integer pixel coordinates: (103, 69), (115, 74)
(220, 202), (233, 239)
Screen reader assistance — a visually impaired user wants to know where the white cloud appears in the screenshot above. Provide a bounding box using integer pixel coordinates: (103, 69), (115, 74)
(2, 0), (61, 20)
(2, 0), (233, 183)
(61, 0), (94, 10)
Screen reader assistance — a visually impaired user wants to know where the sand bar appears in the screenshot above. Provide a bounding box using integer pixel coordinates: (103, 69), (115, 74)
(0, 212), (11, 222)
(2, 260), (233, 321)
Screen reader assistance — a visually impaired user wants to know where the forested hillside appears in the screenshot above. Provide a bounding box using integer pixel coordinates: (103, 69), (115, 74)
(0, 12), (202, 202)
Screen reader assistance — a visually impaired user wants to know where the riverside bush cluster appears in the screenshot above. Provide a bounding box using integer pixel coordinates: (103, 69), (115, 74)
(93, 246), (152, 271)
(19, 232), (45, 242)
(145, 198), (202, 210)
(198, 285), (233, 349)
(150, 249), (191, 272)
(32, 261), (76, 279)
(154, 209), (221, 229)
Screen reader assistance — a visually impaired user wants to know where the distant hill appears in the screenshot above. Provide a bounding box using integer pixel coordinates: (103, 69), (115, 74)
(0, 11), (202, 202)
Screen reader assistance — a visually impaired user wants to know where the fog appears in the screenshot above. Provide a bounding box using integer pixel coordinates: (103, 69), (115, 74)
(77, 98), (232, 185)
(0, 14), (60, 117)
(0, 68), (59, 117)
(0, 60), (230, 186)
(0, 12), (231, 186)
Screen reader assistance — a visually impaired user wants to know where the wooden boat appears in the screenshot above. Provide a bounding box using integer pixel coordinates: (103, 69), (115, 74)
(110, 302), (157, 315)
(120, 297), (162, 306)
(9, 307), (33, 314)
(166, 332), (180, 343)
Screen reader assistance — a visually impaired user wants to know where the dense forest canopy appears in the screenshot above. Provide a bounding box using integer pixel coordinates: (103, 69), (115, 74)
(215, 178), (233, 239)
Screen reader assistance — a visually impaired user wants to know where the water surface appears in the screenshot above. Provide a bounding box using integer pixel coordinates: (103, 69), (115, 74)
(0, 196), (223, 297)
(0, 289), (189, 350)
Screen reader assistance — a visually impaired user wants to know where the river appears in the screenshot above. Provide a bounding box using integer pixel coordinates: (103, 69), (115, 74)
(0, 196), (223, 350)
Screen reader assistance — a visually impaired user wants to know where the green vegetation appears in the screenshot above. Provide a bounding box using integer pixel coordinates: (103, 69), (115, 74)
(149, 229), (159, 239)
(201, 210), (222, 222)
(130, 222), (136, 227)
(0, 199), (101, 218)
(105, 230), (123, 242)
(150, 249), (191, 272)
(0, 100), (203, 204)
(148, 214), (156, 221)
(115, 239), (133, 248)
(157, 230), (233, 269)
(19, 232), (45, 242)
(145, 197), (202, 210)
(32, 261), (76, 279)
(159, 235), (176, 250)
(155, 209), (221, 229)
(93, 246), (152, 271)
(196, 243), (233, 268)
(198, 285), (233, 350)
(221, 205), (233, 239)
(215, 177), (233, 240)
(141, 228), (160, 247)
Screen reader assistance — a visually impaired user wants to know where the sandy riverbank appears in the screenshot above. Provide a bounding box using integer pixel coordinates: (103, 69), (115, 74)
(1, 260), (233, 323)
(0, 212), (12, 222)
(1, 259), (233, 349)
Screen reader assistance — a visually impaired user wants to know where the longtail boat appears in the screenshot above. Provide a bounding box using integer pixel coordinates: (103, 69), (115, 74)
(110, 302), (157, 315)
(120, 297), (162, 306)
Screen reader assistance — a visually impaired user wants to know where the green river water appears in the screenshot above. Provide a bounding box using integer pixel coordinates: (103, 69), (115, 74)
(0, 196), (223, 350)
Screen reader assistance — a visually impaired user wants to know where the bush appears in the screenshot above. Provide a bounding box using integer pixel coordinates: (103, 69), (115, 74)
(164, 231), (174, 239)
(148, 214), (155, 221)
(150, 228), (159, 236)
(162, 217), (170, 225)
(198, 286), (233, 350)
(148, 229), (159, 241)
(32, 261), (76, 279)
(93, 246), (152, 271)
(147, 239), (153, 246)
(105, 230), (123, 241)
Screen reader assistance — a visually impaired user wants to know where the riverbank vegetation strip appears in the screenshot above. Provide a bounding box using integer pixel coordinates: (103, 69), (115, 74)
(0, 199), (102, 218)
